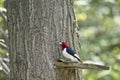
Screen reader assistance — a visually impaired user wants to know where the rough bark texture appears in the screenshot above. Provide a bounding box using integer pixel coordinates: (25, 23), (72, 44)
(6, 0), (82, 80)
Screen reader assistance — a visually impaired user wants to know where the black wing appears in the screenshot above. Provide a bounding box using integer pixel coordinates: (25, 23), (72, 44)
(66, 47), (81, 62)
(66, 47), (75, 56)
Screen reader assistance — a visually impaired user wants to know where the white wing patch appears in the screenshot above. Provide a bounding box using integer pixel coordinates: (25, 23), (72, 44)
(62, 48), (79, 62)
(74, 54), (80, 59)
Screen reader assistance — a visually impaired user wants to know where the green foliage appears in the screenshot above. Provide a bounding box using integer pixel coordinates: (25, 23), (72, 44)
(74, 0), (120, 80)
(0, 0), (9, 80)
(0, 0), (120, 79)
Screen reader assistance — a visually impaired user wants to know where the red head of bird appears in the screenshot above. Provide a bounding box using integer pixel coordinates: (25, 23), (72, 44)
(60, 42), (69, 51)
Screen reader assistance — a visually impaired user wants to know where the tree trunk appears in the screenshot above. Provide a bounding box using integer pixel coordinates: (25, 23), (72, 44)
(6, 0), (82, 80)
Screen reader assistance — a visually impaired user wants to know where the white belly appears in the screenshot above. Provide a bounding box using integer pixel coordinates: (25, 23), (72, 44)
(62, 48), (78, 62)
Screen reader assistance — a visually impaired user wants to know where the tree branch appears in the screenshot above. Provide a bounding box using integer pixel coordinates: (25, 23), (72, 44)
(54, 61), (110, 70)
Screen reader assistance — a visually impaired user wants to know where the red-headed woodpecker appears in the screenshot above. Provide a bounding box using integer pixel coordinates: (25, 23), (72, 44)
(60, 41), (82, 62)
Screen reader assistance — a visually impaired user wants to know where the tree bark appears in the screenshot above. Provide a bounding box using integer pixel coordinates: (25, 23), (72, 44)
(6, 0), (82, 80)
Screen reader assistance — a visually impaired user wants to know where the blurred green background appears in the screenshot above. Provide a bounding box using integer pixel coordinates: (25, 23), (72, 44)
(0, 0), (9, 80)
(0, 0), (120, 80)
(74, 0), (120, 80)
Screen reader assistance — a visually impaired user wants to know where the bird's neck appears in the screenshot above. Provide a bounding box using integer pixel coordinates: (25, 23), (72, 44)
(62, 46), (67, 51)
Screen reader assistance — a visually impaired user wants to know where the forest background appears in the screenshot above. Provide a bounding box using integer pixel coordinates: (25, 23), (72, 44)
(0, 0), (120, 80)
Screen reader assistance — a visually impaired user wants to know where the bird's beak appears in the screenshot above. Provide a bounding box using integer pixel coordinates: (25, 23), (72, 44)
(59, 42), (62, 45)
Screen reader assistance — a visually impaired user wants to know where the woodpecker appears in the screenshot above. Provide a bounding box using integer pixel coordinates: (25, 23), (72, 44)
(60, 41), (82, 62)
